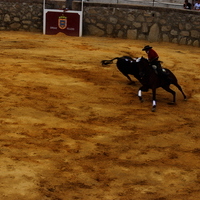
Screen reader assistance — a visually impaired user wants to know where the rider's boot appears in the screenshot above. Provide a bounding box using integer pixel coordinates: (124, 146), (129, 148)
(152, 65), (158, 74)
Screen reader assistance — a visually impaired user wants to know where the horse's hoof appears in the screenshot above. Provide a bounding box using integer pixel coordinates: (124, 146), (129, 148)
(138, 96), (144, 103)
(151, 105), (156, 112)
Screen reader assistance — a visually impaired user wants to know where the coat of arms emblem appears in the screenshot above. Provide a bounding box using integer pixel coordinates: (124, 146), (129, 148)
(58, 15), (67, 29)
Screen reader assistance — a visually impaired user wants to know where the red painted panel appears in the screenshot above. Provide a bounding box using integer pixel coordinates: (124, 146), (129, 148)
(45, 11), (80, 36)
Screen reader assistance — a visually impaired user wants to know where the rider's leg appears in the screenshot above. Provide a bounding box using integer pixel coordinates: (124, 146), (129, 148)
(150, 61), (158, 74)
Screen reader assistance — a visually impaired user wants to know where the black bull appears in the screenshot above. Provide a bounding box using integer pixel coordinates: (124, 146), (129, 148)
(101, 56), (141, 84)
(101, 56), (187, 112)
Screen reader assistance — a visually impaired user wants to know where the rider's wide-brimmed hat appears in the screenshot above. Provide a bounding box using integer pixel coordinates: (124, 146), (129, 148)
(142, 45), (152, 51)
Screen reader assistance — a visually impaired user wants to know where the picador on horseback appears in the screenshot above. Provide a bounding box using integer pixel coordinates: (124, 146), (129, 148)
(142, 45), (169, 82)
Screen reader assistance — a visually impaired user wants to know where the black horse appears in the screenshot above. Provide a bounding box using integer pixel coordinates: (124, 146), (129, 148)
(136, 57), (187, 112)
(101, 56), (141, 84)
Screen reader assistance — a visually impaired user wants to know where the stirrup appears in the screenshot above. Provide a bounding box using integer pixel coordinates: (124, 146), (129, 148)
(152, 65), (157, 70)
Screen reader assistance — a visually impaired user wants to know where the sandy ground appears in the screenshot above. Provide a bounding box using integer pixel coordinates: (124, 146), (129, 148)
(0, 31), (200, 200)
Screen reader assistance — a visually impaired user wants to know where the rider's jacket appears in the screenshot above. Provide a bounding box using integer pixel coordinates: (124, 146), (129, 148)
(147, 49), (159, 63)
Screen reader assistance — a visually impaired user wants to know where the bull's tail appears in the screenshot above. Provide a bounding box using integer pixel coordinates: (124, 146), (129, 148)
(101, 57), (119, 66)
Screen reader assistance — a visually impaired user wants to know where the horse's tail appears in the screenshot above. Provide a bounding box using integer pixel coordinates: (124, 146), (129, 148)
(101, 57), (120, 66)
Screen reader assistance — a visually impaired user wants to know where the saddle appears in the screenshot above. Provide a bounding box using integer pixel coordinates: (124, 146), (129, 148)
(151, 61), (170, 81)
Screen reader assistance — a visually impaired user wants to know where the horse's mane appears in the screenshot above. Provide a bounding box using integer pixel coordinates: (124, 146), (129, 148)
(136, 56), (155, 76)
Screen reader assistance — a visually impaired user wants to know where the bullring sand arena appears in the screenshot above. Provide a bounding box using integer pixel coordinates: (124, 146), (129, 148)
(0, 31), (200, 200)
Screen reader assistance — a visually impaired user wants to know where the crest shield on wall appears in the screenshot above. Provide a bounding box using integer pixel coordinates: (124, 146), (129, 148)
(58, 15), (67, 29)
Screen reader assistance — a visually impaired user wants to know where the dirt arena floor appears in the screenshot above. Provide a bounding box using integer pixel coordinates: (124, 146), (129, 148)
(0, 31), (200, 200)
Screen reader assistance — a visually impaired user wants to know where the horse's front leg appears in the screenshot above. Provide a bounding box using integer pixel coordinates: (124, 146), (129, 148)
(138, 86), (149, 103)
(152, 88), (157, 112)
(138, 89), (144, 103)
